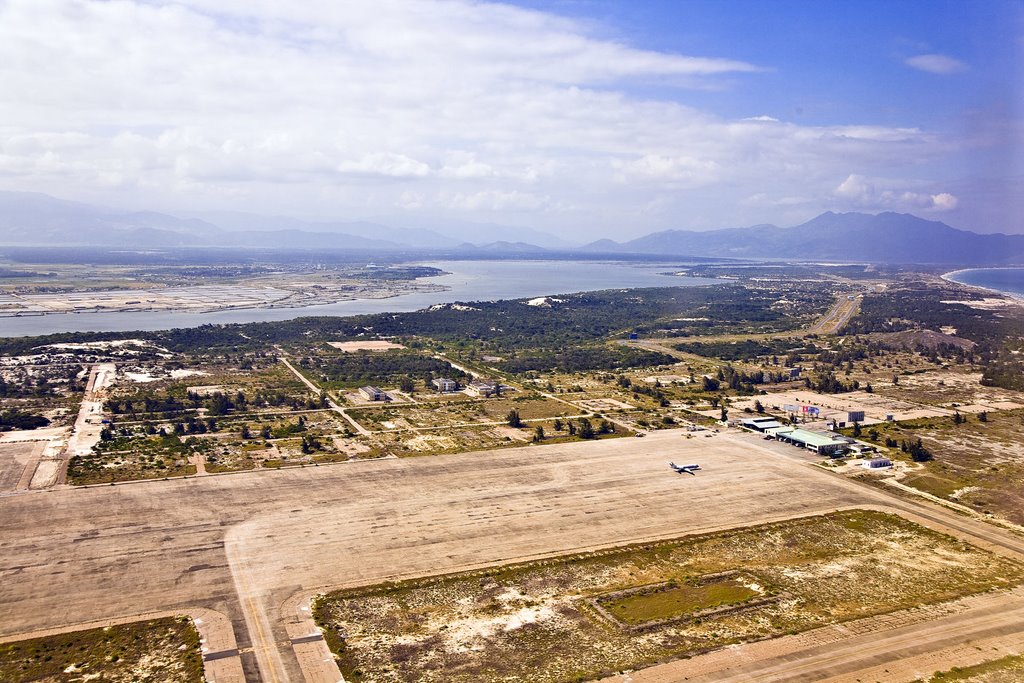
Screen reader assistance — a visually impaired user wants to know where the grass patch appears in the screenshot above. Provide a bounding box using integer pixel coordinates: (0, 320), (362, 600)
(599, 578), (757, 625)
(0, 616), (203, 683)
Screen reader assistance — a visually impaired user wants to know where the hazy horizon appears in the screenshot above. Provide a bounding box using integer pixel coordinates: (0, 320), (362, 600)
(1, 0), (1021, 241)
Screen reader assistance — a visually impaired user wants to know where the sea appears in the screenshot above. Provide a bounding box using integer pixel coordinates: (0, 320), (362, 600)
(944, 267), (1024, 300)
(0, 259), (718, 338)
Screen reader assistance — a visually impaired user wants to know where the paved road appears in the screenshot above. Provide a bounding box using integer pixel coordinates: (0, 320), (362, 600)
(2, 429), (1023, 682)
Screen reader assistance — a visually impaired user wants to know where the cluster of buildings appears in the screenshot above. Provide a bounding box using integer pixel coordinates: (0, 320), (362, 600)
(358, 377), (514, 399)
(740, 416), (872, 457)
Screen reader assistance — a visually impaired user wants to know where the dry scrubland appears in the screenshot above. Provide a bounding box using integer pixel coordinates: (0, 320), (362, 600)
(0, 617), (203, 683)
(851, 408), (1024, 524)
(919, 654), (1024, 683)
(314, 510), (1023, 683)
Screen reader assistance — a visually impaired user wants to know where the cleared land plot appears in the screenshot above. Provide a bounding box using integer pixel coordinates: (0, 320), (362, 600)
(348, 396), (575, 431)
(874, 368), (1024, 409)
(327, 341), (405, 352)
(314, 510), (1023, 683)
(68, 434), (197, 484)
(0, 616), (203, 683)
(369, 418), (626, 457)
(847, 409), (1024, 525)
(0, 442), (37, 492)
(733, 389), (954, 425)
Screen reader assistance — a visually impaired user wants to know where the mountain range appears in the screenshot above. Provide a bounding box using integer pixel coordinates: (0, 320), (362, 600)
(0, 190), (1021, 265)
(582, 212), (1024, 265)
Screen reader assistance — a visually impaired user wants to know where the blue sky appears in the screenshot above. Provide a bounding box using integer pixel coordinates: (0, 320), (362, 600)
(0, 0), (1020, 240)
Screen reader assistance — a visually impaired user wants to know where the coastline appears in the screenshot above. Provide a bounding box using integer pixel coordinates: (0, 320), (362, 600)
(0, 281), (449, 319)
(941, 267), (1024, 303)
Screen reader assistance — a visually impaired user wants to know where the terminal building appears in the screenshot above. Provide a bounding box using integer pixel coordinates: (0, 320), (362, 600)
(764, 426), (849, 456)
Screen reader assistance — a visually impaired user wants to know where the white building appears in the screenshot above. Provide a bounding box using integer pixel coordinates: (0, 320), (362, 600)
(432, 378), (459, 393)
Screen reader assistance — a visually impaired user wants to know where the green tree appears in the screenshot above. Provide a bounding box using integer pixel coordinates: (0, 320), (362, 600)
(507, 409), (522, 428)
(578, 418), (595, 439)
(533, 425), (545, 442)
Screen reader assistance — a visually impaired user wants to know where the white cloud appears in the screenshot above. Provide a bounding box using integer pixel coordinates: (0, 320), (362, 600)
(0, 0), (979, 238)
(336, 153), (431, 179)
(905, 54), (968, 74)
(834, 174), (958, 212)
(442, 189), (551, 212)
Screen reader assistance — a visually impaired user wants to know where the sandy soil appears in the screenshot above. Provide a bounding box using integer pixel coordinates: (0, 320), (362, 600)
(327, 341), (405, 352)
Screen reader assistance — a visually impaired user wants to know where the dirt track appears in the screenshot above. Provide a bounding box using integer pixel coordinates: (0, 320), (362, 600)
(1, 430), (1023, 682)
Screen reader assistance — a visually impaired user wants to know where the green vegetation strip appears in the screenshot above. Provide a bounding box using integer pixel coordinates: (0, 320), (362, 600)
(0, 616), (203, 683)
(599, 578), (757, 625)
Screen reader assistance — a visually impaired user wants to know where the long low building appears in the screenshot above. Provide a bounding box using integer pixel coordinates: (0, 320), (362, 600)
(741, 416), (784, 432)
(766, 426), (849, 455)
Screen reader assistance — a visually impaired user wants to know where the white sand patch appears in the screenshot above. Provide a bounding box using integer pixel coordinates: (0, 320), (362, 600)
(429, 303), (480, 311)
(526, 296), (563, 307)
(171, 369), (208, 379)
(439, 602), (558, 651)
(46, 339), (150, 350)
(125, 371), (160, 383)
(328, 340), (405, 352)
(940, 298), (1017, 310)
(950, 486), (980, 500)
(29, 459), (61, 489)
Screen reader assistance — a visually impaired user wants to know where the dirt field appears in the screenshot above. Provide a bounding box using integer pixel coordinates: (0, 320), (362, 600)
(0, 442), (40, 493)
(314, 510), (1022, 682)
(2, 430), (1024, 683)
(851, 409), (1024, 525)
(347, 396), (575, 431)
(731, 388), (956, 426)
(326, 341), (405, 353)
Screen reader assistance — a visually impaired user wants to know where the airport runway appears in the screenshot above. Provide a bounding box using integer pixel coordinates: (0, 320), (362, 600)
(1, 429), (1022, 682)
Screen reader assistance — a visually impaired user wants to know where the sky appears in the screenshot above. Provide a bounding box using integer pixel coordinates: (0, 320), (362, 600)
(0, 0), (1021, 241)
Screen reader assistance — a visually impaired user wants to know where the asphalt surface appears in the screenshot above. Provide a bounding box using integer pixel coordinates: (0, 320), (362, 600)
(2, 429), (1022, 682)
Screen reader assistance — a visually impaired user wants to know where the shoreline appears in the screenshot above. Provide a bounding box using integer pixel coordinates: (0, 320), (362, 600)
(940, 267), (1024, 303)
(0, 282), (449, 319)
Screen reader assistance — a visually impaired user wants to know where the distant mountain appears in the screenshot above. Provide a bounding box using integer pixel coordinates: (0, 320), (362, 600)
(366, 214), (573, 250)
(186, 210), (458, 249)
(0, 190), (558, 251)
(0, 191), (222, 246)
(455, 240), (549, 254)
(222, 229), (401, 250)
(582, 212), (1024, 265)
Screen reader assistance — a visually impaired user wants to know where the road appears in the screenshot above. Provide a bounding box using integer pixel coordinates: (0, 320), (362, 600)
(807, 294), (863, 335)
(2, 429), (1023, 682)
(278, 355), (370, 436)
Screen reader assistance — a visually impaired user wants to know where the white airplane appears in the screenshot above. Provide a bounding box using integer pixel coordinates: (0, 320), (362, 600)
(669, 461), (701, 475)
